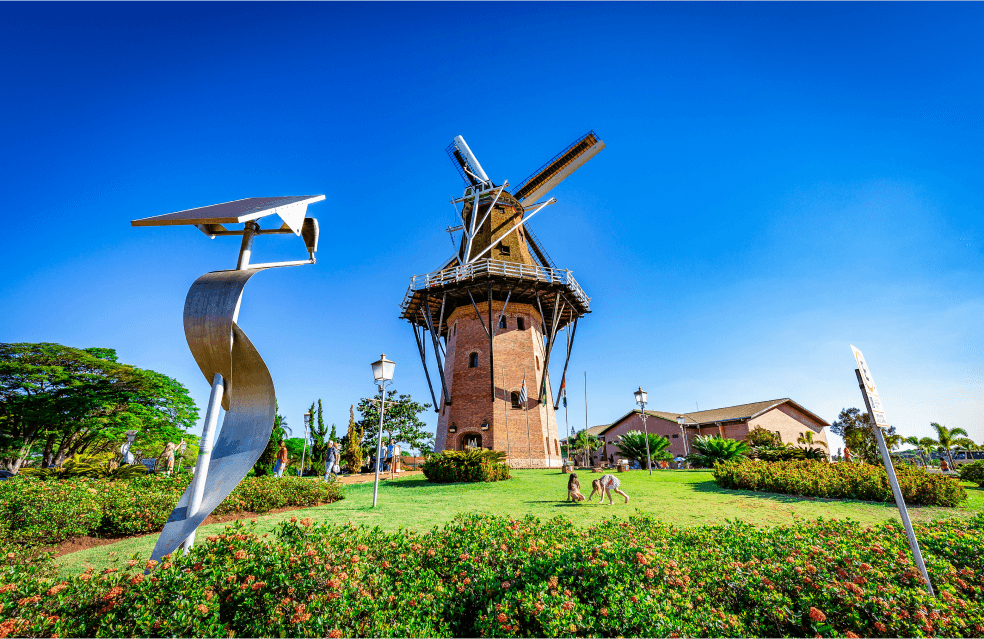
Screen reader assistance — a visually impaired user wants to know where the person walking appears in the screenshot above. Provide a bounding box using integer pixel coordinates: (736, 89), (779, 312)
(324, 440), (339, 481)
(274, 441), (288, 478)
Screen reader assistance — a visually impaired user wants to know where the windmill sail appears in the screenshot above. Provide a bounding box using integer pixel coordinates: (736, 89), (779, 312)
(512, 131), (605, 205)
(446, 135), (490, 186)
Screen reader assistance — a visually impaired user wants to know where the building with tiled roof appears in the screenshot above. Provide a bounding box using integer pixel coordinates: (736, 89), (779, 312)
(573, 398), (830, 467)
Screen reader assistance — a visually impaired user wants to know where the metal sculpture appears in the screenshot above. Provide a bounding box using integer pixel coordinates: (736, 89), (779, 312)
(132, 196), (323, 559)
(400, 133), (604, 467)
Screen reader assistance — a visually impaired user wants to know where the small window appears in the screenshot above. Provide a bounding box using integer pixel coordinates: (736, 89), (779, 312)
(554, 439), (560, 455)
(498, 242), (511, 256)
(468, 352), (479, 368)
(517, 317), (525, 330)
(672, 433), (679, 438)
(498, 316), (507, 329)
(535, 357), (540, 370)
(775, 431), (782, 442)
(510, 392), (521, 408)
(452, 323), (456, 336)
(545, 436), (550, 453)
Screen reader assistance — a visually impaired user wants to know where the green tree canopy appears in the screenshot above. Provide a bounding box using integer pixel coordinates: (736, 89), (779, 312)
(0, 342), (198, 473)
(357, 390), (431, 455)
(254, 406), (290, 476)
(928, 422), (969, 469)
(829, 407), (897, 465)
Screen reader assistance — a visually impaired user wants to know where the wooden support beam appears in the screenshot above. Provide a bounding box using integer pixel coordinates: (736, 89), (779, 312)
(422, 298), (451, 406)
(411, 323), (440, 412)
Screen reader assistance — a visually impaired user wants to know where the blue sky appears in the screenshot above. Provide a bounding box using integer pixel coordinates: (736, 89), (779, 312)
(2, 3), (983, 450)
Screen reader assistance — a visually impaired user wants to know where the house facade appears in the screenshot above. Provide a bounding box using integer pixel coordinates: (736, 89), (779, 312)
(574, 398), (830, 466)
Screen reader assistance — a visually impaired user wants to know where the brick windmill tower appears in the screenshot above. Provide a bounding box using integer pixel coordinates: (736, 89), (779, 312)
(400, 132), (604, 468)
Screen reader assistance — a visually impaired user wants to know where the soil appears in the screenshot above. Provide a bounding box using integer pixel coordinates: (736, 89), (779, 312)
(50, 470), (425, 558)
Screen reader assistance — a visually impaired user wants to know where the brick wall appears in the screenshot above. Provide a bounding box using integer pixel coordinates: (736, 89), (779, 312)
(748, 404), (830, 450)
(436, 299), (562, 468)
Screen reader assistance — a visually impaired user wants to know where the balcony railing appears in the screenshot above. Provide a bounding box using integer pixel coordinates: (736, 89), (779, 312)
(405, 259), (589, 308)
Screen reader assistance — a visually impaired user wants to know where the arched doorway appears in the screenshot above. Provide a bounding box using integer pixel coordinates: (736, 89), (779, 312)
(462, 433), (482, 450)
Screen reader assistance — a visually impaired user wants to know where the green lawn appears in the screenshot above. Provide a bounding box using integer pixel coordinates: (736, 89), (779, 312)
(56, 469), (983, 577)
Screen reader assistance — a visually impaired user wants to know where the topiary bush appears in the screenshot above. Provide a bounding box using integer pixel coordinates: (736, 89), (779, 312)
(2, 513), (984, 637)
(422, 449), (511, 483)
(714, 459), (967, 506)
(959, 461), (984, 487)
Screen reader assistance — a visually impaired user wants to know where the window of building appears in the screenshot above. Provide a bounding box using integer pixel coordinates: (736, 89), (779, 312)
(498, 242), (511, 256)
(535, 356), (540, 370)
(452, 323), (456, 336)
(545, 436), (550, 454)
(498, 316), (507, 329)
(517, 317), (525, 330)
(775, 431), (782, 442)
(554, 439), (560, 455)
(468, 352), (479, 368)
(510, 392), (521, 408)
(672, 433), (679, 438)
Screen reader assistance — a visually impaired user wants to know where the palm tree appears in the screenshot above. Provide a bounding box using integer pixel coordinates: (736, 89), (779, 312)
(616, 431), (671, 469)
(928, 423), (968, 469)
(904, 436), (933, 466)
(566, 430), (600, 466)
(796, 431), (828, 448)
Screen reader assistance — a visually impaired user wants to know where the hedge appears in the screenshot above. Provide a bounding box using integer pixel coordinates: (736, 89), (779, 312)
(713, 460), (967, 507)
(1, 513), (983, 637)
(959, 461), (984, 487)
(0, 475), (343, 546)
(422, 449), (511, 483)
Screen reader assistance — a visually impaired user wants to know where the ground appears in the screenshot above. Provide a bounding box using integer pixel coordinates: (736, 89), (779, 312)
(55, 469), (984, 577)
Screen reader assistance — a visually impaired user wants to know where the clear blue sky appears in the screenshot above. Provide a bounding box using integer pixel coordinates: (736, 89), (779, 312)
(2, 3), (983, 451)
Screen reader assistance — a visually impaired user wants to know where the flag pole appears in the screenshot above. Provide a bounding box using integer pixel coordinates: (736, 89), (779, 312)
(501, 359), (510, 466)
(583, 370), (589, 468)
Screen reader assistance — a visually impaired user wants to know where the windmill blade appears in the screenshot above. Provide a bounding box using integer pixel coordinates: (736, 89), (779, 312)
(446, 135), (490, 186)
(513, 131), (605, 205)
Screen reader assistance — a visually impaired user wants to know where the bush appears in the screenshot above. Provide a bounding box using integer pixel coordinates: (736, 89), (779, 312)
(686, 435), (750, 467)
(2, 513), (984, 637)
(422, 449), (511, 483)
(0, 475), (343, 545)
(18, 458), (149, 481)
(959, 461), (984, 487)
(751, 445), (828, 462)
(714, 460), (967, 506)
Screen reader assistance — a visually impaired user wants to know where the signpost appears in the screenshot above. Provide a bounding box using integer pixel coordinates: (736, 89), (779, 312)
(850, 345), (934, 597)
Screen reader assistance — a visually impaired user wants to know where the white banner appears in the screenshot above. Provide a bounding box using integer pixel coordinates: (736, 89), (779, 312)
(851, 345), (890, 428)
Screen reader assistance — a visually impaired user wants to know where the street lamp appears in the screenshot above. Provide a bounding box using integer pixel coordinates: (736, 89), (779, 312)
(676, 415), (690, 460)
(301, 411), (311, 477)
(634, 387), (653, 476)
(371, 353), (395, 508)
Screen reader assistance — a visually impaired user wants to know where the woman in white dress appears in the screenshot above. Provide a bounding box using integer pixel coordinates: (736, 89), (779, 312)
(589, 473), (629, 504)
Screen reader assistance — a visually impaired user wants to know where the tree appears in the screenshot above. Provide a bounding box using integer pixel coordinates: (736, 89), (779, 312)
(341, 405), (363, 472)
(928, 423), (969, 470)
(616, 431), (671, 468)
(254, 405), (290, 476)
(356, 390), (431, 455)
(308, 399), (330, 471)
(746, 426), (780, 447)
(687, 435), (750, 467)
(0, 342), (198, 474)
(796, 431), (827, 448)
(829, 407), (898, 465)
(565, 430), (600, 466)
(904, 436), (937, 466)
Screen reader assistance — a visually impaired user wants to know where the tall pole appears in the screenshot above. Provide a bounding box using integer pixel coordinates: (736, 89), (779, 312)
(855, 368), (934, 597)
(583, 371), (589, 467)
(372, 382), (388, 508)
(501, 361), (510, 466)
(525, 371), (532, 468)
(300, 413), (309, 477)
(180, 371), (223, 553)
(639, 403), (653, 475)
(564, 395), (571, 466)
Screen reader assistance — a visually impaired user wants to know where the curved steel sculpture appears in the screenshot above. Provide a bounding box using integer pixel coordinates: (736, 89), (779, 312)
(132, 196), (323, 560)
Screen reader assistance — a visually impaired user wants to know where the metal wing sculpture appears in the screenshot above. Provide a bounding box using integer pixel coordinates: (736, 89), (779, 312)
(132, 195), (323, 560)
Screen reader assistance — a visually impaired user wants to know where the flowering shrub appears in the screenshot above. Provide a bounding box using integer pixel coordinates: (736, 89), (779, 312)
(714, 460), (967, 507)
(2, 513), (983, 637)
(958, 461), (984, 487)
(0, 475), (343, 545)
(422, 449), (511, 483)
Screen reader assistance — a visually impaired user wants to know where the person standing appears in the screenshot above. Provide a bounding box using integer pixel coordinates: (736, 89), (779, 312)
(385, 439), (395, 472)
(274, 441), (288, 478)
(392, 441), (401, 474)
(324, 440), (338, 481)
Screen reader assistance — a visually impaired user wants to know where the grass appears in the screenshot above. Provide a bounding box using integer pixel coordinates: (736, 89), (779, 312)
(55, 469), (983, 578)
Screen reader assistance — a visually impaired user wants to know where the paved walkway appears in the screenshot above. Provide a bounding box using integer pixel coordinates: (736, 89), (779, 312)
(332, 469), (424, 485)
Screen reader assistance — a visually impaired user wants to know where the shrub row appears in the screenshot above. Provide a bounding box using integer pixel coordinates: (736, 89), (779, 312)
(2, 513), (983, 637)
(422, 449), (511, 483)
(959, 461), (984, 487)
(713, 460), (967, 507)
(0, 475), (343, 545)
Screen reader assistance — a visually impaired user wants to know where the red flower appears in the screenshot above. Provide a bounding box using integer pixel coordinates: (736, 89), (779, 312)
(808, 607), (826, 622)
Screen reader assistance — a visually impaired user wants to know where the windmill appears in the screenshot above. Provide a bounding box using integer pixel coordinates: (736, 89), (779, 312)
(399, 131), (604, 468)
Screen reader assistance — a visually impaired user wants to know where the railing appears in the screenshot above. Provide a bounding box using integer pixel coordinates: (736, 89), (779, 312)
(406, 259), (589, 308)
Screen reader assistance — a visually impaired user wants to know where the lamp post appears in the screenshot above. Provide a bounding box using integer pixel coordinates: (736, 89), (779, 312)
(371, 353), (395, 508)
(676, 415), (691, 461)
(301, 412), (311, 477)
(634, 387), (653, 476)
